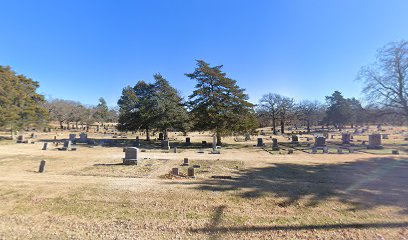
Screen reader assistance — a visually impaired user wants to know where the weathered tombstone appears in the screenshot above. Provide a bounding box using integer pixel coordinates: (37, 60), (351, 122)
(16, 135), (26, 143)
(348, 148), (354, 153)
(382, 134), (389, 139)
(272, 138), (279, 151)
(323, 131), (329, 139)
(202, 141), (207, 147)
(38, 160), (46, 173)
(291, 135), (299, 145)
(69, 134), (76, 141)
(158, 133), (164, 140)
(172, 167), (179, 176)
(161, 140), (170, 150)
(337, 148), (343, 154)
(368, 134), (383, 149)
(288, 149), (294, 154)
(62, 140), (72, 151)
(134, 136), (140, 147)
(183, 158), (189, 166)
(31, 133), (37, 139)
(185, 137), (191, 146)
(342, 133), (351, 145)
(315, 137), (326, 147)
(123, 147), (139, 165)
(188, 167), (195, 178)
(323, 147), (329, 153)
(257, 138), (264, 147)
(42, 142), (48, 150)
(392, 149), (399, 155)
(311, 147), (317, 154)
(79, 133), (87, 142)
(244, 133), (251, 141)
(173, 147), (178, 153)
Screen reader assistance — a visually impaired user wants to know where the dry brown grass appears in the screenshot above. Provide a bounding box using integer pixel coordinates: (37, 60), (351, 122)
(0, 127), (408, 239)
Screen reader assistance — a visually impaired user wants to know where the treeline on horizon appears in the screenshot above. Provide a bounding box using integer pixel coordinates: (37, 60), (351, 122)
(1, 40), (407, 144)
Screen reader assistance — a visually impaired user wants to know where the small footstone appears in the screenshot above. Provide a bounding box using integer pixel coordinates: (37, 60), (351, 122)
(38, 160), (46, 173)
(183, 158), (189, 166)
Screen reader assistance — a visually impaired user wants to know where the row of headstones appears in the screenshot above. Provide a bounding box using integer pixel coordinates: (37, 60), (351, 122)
(256, 133), (384, 150)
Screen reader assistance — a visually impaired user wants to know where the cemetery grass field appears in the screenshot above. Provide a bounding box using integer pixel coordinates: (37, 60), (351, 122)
(1, 127), (408, 239)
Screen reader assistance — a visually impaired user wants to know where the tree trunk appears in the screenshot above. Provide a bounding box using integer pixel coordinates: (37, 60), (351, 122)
(59, 121), (64, 129)
(216, 132), (222, 146)
(280, 119), (285, 134)
(164, 129), (168, 140)
(146, 126), (150, 141)
(272, 118), (276, 134)
(307, 120), (310, 133)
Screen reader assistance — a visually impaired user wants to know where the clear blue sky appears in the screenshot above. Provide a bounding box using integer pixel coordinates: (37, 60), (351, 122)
(1, 0), (408, 107)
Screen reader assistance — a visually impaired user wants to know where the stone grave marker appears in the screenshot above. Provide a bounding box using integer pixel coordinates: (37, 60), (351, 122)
(134, 136), (140, 147)
(315, 137), (326, 147)
(158, 133), (164, 140)
(172, 167), (179, 176)
(272, 138), (279, 151)
(183, 158), (189, 166)
(42, 142), (48, 150)
(161, 140), (170, 150)
(257, 138), (264, 147)
(79, 133), (87, 142)
(291, 135), (299, 145)
(342, 133), (351, 145)
(368, 134), (383, 149)
(61, 140), (72, 151)
(69, 134), (76, 141)
(16, 135), (27, 143)
(38, 160), (46, 173)
(185, 137), (191, 146)
(188, 167), (195, 178)
(123, 147), (139, 165)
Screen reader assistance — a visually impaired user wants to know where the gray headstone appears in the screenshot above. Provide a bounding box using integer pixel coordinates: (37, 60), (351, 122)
(183, 158), (189, 166)
(342, 133), (351, 144)
(161, 140), (170, 150)
(79, 133), (87, 142)
(38, 160), (46, 173)
(315, 137), (326, 147)
(63, 140), (72, 150)
(172, 167), (179, 176)
(188, 167), (195, 178)
(257, 138), (264, 147)
(123, 147), (139, 165)
(185, 137), (191, 145)
(69, 134), (76, 141)
(42, 142), (48, 150)
(368, 134), (382, 149)
(272, 138), (279, 151)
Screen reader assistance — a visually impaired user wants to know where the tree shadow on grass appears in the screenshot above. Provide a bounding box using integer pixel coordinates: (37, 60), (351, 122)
(169, 157), (408, 214)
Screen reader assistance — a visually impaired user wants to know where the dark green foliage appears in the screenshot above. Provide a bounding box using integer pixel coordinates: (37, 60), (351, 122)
(94, 97), (109, 124)
(0, 66), (48, 131)
(186, 60), (257, 144)
(324, 91), (364, 127)
(117, 74), (189, 140)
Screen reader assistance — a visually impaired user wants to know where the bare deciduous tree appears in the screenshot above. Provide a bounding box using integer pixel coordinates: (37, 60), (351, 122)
(359, 40), (408, 122)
